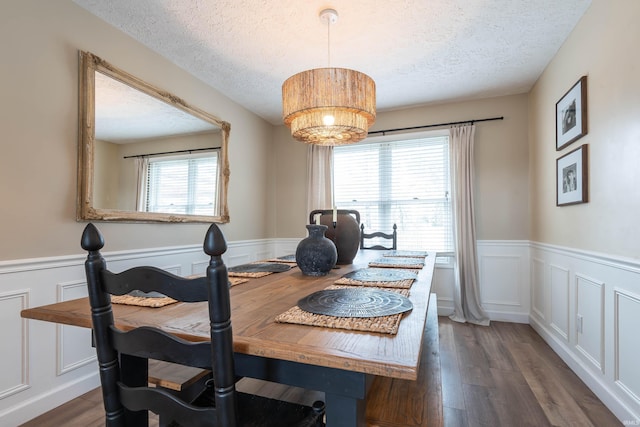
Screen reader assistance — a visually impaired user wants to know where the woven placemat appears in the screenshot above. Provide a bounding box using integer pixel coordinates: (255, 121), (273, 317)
(228, 271), (274, 278)
(185, 275), (249, 287)
(382, 250), (429, 258)
(274, 286), (410, 335)
(334, 277), (415, 289)
(228, 262), (291, 278)
(229, 277), (249, 286)
(111, 294), (178, 308)
(265, 255), (297, 264)
(111, 277), (249, 308)
(368, 258), (425, 269)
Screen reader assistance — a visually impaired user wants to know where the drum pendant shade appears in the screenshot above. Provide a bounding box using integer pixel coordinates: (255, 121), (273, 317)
(282, 9), (376, 145)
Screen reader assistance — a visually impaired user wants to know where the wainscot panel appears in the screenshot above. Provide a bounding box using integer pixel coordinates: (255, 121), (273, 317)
(405, 241), (530, 322)
(477, 240), (530, 323)
(530, 242), (640, 424)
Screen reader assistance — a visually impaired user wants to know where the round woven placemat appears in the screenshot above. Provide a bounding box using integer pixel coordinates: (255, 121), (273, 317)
(334, 277), (415, 289)
(368, 257), (424, 269)
(229, 262), (292, 273)
(228, 262), (292, 278)
(274, 286), (410, 334)
(266, 254), (297, 263)
(297, 288), (412, 318)
(382, 250), (429, 258)
(343, 268), (417, 282)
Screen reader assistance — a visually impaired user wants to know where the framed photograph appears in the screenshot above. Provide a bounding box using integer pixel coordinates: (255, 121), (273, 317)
(556, 76), (588, 151)
(557, 144), (588, 206)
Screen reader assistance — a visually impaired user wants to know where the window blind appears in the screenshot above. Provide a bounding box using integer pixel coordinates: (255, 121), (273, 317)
(146, 152), (219, 215)
(334, 134), (453, 252)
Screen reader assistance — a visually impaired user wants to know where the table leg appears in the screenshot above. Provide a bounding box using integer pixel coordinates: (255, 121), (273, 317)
(325, 392), (367, 427)
(235, 353), (372, 426)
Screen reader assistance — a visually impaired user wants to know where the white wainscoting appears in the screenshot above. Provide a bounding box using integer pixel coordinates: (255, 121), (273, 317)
(530, 242), (640, 424)
(435, 240), (531, 323)
(0, 237), (285, 426)
(2, 238), (638, 425)
(0, 290), (29, 400)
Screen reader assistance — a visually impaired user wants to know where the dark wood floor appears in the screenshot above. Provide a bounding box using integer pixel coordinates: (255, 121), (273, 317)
(438, 318), (620, 427)
(20, 317), (621, 427)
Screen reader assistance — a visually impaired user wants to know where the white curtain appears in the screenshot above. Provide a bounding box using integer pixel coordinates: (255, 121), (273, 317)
(134, 157), (149, 211)
(449, 125), (490, 326)
(306, 145), (334, 219)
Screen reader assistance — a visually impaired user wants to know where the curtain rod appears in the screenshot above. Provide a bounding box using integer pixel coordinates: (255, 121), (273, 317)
(123, 147), (220, 159)
(368, 116), (504, 136)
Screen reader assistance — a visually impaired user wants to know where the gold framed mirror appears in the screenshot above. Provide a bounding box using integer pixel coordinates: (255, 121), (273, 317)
(77, 51), (230, 223)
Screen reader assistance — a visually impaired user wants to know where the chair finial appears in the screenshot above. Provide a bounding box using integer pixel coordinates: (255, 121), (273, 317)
(203, 223), (227, 256)
(81, 223), (104, 252)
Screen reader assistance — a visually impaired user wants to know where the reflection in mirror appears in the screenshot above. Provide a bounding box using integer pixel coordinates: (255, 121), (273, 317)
(77, 51), (230, 223)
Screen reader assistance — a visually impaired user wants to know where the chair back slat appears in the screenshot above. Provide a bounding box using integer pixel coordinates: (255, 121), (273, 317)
(101, 267), (209, 301)
(118, 383), (217, 427)
(360, 223), (398, 250)
(111, 327), (212, 369)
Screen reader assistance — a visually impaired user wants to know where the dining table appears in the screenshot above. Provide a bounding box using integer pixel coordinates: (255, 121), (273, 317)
(21, 249), (436, 427)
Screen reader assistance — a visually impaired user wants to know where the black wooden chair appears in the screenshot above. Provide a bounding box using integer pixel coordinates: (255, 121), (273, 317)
(360, 223), (397, 250)
(81, 223), (325, 427)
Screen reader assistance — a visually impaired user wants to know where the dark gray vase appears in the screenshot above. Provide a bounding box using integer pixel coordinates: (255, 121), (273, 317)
(295, 225), (337, 276)
(309, 209), (360, 265)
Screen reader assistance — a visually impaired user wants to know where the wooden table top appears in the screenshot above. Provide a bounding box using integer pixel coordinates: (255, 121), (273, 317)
(21, 250), (435, 381)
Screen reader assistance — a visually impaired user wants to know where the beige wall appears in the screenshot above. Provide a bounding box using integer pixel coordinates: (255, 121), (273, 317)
(273, 94), (530, 241)
(93, 139), (120, 209)
(272, 126), (309, 237)
(0, 0), (273, 260)
(9, 0), (632, 263)
(529, 0), (640, 259)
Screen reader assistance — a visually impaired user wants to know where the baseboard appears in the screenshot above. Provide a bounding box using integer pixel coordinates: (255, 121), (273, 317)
(530, 316), (639, 424)
(435, 297), (528, 323)
(487, 310), (529, 323)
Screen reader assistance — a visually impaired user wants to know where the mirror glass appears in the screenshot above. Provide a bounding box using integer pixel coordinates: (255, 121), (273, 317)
(77, 51), (230, 223)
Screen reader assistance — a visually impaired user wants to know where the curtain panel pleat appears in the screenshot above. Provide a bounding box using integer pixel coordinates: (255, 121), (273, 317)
(306, 145), (334, 216)
(449, 125), (489, 326)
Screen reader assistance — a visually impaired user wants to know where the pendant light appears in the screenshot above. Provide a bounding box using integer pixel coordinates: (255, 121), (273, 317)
(282, 8), (376, 145)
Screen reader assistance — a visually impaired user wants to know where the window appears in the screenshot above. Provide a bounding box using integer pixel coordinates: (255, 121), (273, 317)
(145, 151), (219, 215)
(333, 132), (453, 253)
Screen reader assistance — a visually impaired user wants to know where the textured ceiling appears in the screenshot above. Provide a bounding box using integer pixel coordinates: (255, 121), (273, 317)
(74, 0), (592, 126)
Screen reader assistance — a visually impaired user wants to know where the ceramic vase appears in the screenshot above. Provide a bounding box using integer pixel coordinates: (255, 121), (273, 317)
(295, 225), (337, 276)
(308, 209), (361, 265)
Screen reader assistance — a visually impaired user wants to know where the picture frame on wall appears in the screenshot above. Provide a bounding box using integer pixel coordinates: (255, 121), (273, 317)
(557, 144), (588, 206)
(556, 76), (588, 151)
